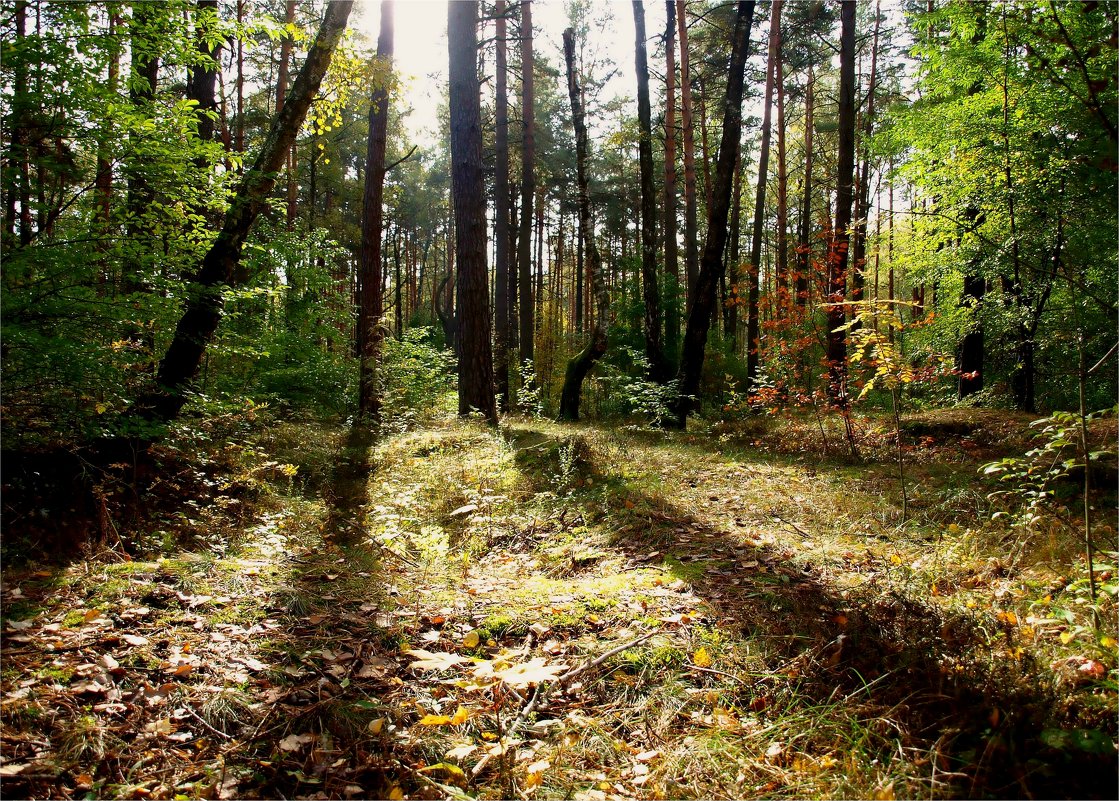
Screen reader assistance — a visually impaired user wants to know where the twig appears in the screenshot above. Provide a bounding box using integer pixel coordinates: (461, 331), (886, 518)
(182, 703), (234, 741)
(686, 664), (748, 684)
(771, 512), (812, 539)
(470, 629), (662, 779)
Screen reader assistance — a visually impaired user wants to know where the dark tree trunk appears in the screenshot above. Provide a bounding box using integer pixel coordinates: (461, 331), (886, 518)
(957, 273), (985, 398)
(187, 0), (221, 159)
(676, 0), (699, 308)
(449, 0), (496, 422)
(125, 1), (161, 295)
(559, 27), (609, 422)
(277, 0), (297, 228)
(133, 1), (354, 423)
(357, 0), (392, 421)
(494, 0), (512, 410)
(235, 0), (244, 154)
(826, 0), (857, 406)
(746, 0), (779, 389)
(633, 0), (669, 382)
(517, 0), (536, 365)
(663, 0), (680, 358)
(673, 1), (756, 427)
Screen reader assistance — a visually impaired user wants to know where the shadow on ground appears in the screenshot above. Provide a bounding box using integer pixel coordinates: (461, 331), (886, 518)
(505, 425), (1116, 800)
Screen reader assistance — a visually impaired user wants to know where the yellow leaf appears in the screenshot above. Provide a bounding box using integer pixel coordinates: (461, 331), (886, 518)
(462, 630), (481, 649)
(1101, 636), (1117, 649)
(889, 554), (902, 565)
(996, 611), (1018, 626)
(523, 771), (543, 789)
(368, 718), (386, 735)
(1060, 630), (1075, 644)
(417, 713), (454, 726)
(693, 647), (713, 668)
(388, 787), (404, 800)
(874, 782), (896, 801)
(450, 705), (472, 725)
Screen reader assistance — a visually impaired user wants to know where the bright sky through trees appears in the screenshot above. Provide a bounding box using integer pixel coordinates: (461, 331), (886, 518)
(356, 0), (670, 143)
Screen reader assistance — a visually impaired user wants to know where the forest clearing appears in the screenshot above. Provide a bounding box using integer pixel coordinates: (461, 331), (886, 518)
(2, 0), (1117, 798)
(2, 408), (1115, 800)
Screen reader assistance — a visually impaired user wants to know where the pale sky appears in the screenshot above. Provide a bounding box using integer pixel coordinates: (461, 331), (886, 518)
(354, 0), (672, 144)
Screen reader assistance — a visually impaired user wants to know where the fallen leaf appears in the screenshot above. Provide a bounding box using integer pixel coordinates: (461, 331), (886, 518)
(450, 504), (478, 517)
(405, 649), (471, 672)
(462, 630), (481, 649)
(445, 743), (477, 761)
(145, 718), (174, 735)
(634, 750), (658, 762)
(496, 658), (567, 688)
(451, 705), (473, 725)
(122, 634), (150, 647)
(0, 763), (30, 776)
(278, 733), (314, 751)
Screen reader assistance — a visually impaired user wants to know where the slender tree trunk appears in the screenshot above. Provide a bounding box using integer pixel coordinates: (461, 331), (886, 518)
(277, 0), (297, 229)
(95, 8), (120, 274)
(187, 0), (221, 160)
(957, 272), (985, 398)
(235, 0), (244, 154)
(795, 64), (813, 309)
(746, 0), (779, 389)
(697, 78), (712, 222)
(673, 0), (756, 427)
(774, 7), (788, 314)
(664, 0), (680, 358)
(676, 0), (699, 308)
(517, 0), (536, 366)
(494, 0), (512, 409)
(125, 0), (161, 297)
(449, 0), (496, 422)
(358, 0), (393, 421)
(826, 0), (856, 406)
(134, 1), (354, 423)
(633, 0), (669, 382)
(850, 0), (880, 317)
(725, 154), (742, 350)
(559, 27), (609, 421)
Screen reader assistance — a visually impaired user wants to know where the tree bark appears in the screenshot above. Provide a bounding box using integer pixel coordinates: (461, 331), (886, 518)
(746, 0), (779, 389)
(494, 0), (512, 410)
(559, 27), (609, 421)
(774, 7), (788, 314)
(633, 0), (669, 382)
(673, 1), (756, 427)
(133, 1), (354, 423)
(676, 0), (699, 308)
(725, 154), (742, 350)
(449, 0), (496, 423)
(795, 64), (813, 309)
(850, 0), (880, 318)
(826, 0), (856, 406)
(277, 0), (297, 229)
(517, 0), (536, 366)
(358, 0), (393, 421)
(663, 0), (680, 358)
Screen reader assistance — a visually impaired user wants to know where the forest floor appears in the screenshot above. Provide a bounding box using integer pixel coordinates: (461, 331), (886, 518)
(1, 408), (1117, 800)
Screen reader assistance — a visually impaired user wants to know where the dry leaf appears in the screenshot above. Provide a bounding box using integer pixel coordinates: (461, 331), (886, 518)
(278, 733), (314, 751)
(0, 763), (30, 776)
(417, 713), (454, 726)
(122, 634), (149, 646)
(462, 630), (481, 648)
(406, 648), (471, 672)
(445, 743), (478, 761)
(496, 658), (567, 688)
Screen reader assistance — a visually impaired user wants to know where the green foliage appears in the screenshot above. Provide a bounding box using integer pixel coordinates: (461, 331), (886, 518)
(595, 347), (683, 428)
(982, 408), (1116, 532)
(380, 328), (456, 429)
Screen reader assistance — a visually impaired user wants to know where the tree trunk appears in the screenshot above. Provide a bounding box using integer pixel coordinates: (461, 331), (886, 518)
(826, 0), (856, 406)
(559, 27), (609, 421)
(134, 1), (354, 423)
(449, 0), (496, 422)
(517, 0), (536, 366)
(725, 154), (742, 350)
(673, 1), (756, 427)
(795, 64), (813, 309)
(277, 0), (297, 229)
(746, 0), (779, 389)
(850, 0), (880, 317)
(235, 0), (244, 154)
(494, 0), (512, 410)
(774, 8), (788, 313)
(663, 0), (680, 358)
(358, 0), (392, 421)
(676, 0), (699, 308)
(957, 273), (985, 398)
(633, 0), (669, 382)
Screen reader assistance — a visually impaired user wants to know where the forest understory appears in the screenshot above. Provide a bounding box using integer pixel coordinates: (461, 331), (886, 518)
(2, 408), (1116, 801)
